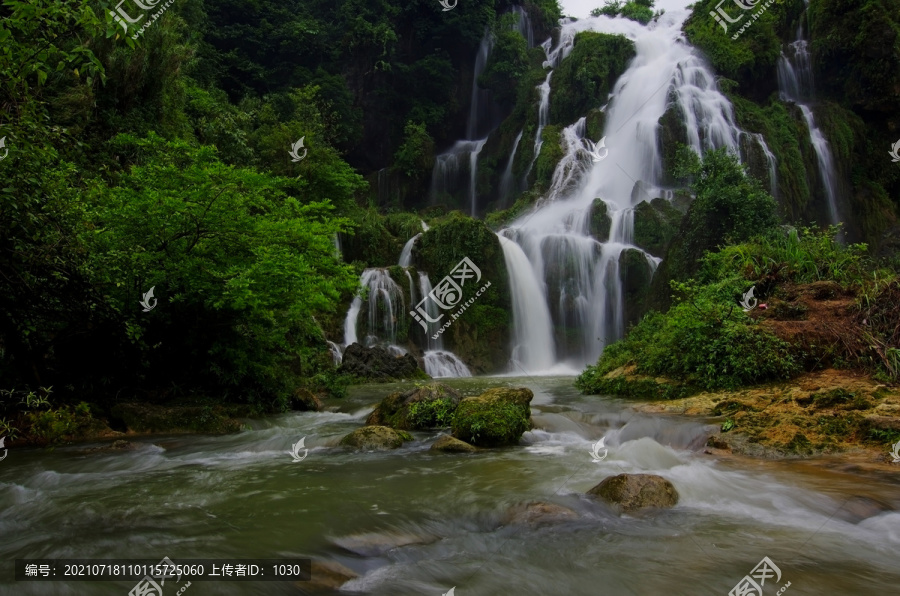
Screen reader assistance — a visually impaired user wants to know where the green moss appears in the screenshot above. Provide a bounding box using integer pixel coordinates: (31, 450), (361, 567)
(406, 397), (457, 428)
(632, 198), (682, 258)
(452, 398), (530, 447)
(549, 32), (635, 126)
(589, 199), (611, 242)
(578, 374), (698, 400)
(585, 109), (606, 141)
(535, 124), (564, 187)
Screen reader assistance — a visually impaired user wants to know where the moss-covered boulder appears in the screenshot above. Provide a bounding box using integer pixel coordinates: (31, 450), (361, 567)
(632, 198), (683, 258)
(291, 388), (323, 412)
(110, 403), (244, 434)
(366, 382), (462, 430)
(585, 108), (606, 142)
(587, 473), (679, 513)
(535, 124), (564, 188)
(339, 425), (409, 451)
(451, 387), (533, 447)
(430, 434), (478, 453)
(416, 213), (512, 372)
(549, 31), (635, 126)
(589, 198), (611, 242)
(619, 248), (655, 327)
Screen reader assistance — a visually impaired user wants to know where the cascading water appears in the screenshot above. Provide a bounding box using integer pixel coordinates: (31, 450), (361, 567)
(522, 71), (553, 186)
(342, 269), (405, 347)
(499, 129), (524, 204)
(500, 10), (757, 371)
(417, 273), (472, 378)
(777, 32), (841, 226)
(511, 5), (535, 48)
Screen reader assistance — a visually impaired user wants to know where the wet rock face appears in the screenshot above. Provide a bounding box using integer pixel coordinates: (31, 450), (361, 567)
(291, 388), (322, 411)
(366, 382), (463, 430)
(337, 343), (424, 382)
(339, 425), (408, 450)
(430, 434), (477, 453)
(587, 473), (679, 513)
(451, 387), (534, 447)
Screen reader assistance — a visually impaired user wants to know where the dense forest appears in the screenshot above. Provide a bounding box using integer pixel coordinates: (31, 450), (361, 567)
(0, 0), (898, 449)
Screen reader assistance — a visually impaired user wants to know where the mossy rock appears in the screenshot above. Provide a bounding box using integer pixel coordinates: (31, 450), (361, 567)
(430, 434), (478, 453)
(619, 248), (654, 327)
(110, 403), (243, 434)
(632, 198), (683, 258)
(587, 473), (679, 513)
(579, 366), (697, 400)
(549, 31), (635, 126)
(451, 387), (533, 447)
(535, 124), (564, 188)
(658, 99), (689, 187)
(339, 425), (408, 451)
(366, 382), (462, 430)
(585, 108), (606, 141)
(291, 388), (323, 412)
(589, 198), (611, 242)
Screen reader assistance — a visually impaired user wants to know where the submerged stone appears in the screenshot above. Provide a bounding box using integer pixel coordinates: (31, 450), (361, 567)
(587, 473), (679, 513)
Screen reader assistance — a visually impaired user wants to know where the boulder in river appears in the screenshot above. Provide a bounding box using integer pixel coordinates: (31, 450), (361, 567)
(337, 343), (427, 382)
(303, 560), (358, 593)
(501, 501), (578, 525)
(339, 425), (410, 450)
(366, 382), (462, 430)
(451, 387), (533, 447)
(290, 388), (322, 412)
(430, 434), (478, 453)
(587, 473), (679, 513)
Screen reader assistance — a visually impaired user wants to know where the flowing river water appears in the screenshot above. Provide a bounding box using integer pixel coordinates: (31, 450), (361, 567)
(3, 377), (900, 595)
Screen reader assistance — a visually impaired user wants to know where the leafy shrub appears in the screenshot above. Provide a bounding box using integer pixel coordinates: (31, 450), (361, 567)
(27, 403), (95, 443)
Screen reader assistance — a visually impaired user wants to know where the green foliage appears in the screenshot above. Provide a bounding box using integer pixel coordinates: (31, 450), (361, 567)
(27, 403), (95, 443)
(480, 26), (529, 109)
(703, 226), (870, 286)
(452, 400), (530, 447)
(578, 274), (800, 392)
(392, 121), (435, 180)
(591, 0), (655, 23)
(406, 397), (457, 428)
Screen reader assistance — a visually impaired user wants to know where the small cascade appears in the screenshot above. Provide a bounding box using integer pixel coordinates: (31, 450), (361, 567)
(423, 350), (473, 378)
(326, 340), (343, 366)
(777, 34), (841, 226)
(418, 273), (443, 352)
(342, 269), (405, 347)
(499, 130), (524, 203)
(469, 139), (487, 216)
(467, 30), (497, 140)
(429, 139), (489, 212)
(523, 71), (553, 186)
(332, 233), (342, 259)
(398, 235), (421, 267)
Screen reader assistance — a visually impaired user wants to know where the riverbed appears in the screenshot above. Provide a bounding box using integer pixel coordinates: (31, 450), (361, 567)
(2, 376), (899, 595)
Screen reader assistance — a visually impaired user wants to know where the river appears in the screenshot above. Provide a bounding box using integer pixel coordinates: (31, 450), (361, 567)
(2, 376), (899, 595)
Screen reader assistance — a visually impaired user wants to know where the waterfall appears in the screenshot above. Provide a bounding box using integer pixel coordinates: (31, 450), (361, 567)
(511, 5), (535, 48)
(342, 269), (405, 347)
(429, 139), (489, 212)
(467, 30), (496, 140)
(498, 234), (556, 372)
(500, 9), (754, 371)
(326, 341), (343, 366)
(777, 36), (841, 226)
(470, 139), (487, 216)
(499, 130), (524, 203)
(398, 234), (421, 267)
